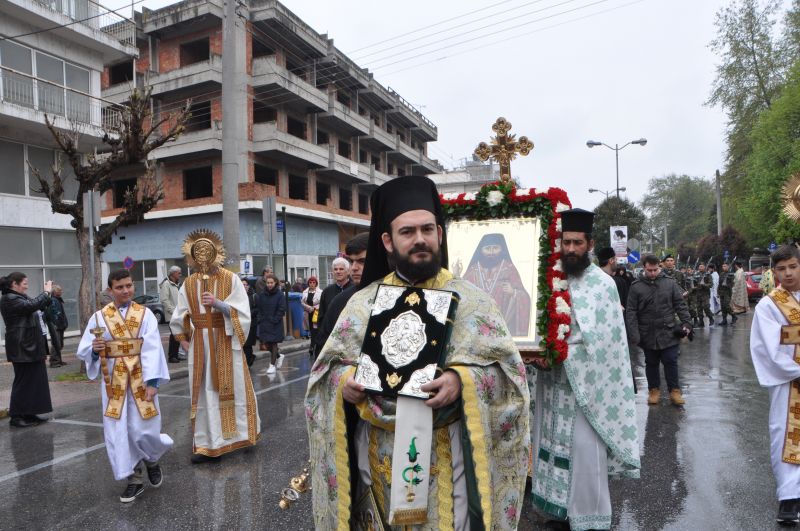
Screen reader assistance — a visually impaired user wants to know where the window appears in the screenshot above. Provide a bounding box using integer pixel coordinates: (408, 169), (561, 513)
(386, 123), (393, 134)
(0, 40), (33, 108)
(339, 187), (352, 211)
(252, 37), (275, 58)
(373, 155), (381, 171)
(254, 164), (277, 187)
(180, 38), (210, 67)
(288, 174), (307, 200)
(36, 52), (64, 115)
(316, 181), (330, 205)
(358, 193), (369, 214)
(112, 177), (137, 208)
(317, 130), (329, 145)
(27, 146), (54, 198)
(108, 60), (133, 86)
(185, 101), (211, 132)
(358, 106), (367, 116)
(253, 100), (277, 123)
(359, 149), (367, 163)
(66, 63), (90, 123)
(338, 140), (351, 159)
(184, 166), (213, 199)
(336, 91), (350, 108)
(388, 163), (395, 175)
(0, 140), (25, 195)
(287, 116), (306, 140)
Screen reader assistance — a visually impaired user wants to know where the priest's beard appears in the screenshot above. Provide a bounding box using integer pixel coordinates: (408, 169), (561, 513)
(479, 251), (503, 269)
(392, 243), (442, 283)
(563, 250), (592, 277)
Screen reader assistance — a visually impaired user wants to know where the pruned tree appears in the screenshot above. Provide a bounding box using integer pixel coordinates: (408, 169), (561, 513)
(30, 87), (189, 331)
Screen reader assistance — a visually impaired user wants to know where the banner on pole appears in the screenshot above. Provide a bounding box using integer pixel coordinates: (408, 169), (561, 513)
(610, 225), (628, 258)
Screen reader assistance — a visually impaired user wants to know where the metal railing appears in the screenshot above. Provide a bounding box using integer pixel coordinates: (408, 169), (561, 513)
(30, 0), (135, 47)
(0, 65), (123, 130)
(387, 87), (436, 130)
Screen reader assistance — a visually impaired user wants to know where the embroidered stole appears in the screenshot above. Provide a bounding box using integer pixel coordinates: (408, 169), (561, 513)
(768, 288), (800, 464)
(100, 302), (158, 420)
(184, 270), (238, 440)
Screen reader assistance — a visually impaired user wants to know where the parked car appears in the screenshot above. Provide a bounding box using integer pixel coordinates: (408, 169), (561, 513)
(133, 294), (165, 323)
(745, 272), (763, 302)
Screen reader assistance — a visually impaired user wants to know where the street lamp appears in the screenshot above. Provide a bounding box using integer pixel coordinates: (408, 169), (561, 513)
(588, 187), (626, 199)
(586, 138), (647, 199)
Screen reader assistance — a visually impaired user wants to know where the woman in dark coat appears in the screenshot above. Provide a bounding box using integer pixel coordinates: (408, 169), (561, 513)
(256, 274), (286, 375)
(0, 272), (54, 428)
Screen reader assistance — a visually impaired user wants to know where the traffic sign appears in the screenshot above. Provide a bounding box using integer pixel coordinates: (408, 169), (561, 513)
(276, 218), (284, 232)
(123, 256), (135, 270)
(723, 250), (730, 260)
(627, 238), (640, 252)
(628, 250), (641, 264)
(769, 241), (778, 252)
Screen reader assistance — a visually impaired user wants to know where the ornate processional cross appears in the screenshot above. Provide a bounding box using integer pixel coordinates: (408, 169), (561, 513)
(473, 117), (534, 184)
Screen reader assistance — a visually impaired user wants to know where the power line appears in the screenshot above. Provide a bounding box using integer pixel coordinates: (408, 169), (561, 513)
(0, 0), (146, 42)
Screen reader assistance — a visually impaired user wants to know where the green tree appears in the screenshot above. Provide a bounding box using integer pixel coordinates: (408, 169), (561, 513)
(742, 60), (800, 244)
(640, 174), (716, 249)
(592, 197), (646, 250)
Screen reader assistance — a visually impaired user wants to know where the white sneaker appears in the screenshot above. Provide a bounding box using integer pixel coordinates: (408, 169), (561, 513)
(266, 364), (276, 375)
(276, 354), (285, 369)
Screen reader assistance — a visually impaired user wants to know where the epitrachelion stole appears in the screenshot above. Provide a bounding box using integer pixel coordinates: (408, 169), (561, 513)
(355, 285), (460, 398)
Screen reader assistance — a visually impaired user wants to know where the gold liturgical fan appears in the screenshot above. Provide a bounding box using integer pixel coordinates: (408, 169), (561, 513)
(473, 117), (534, 183)
(783, 173), (800, 222)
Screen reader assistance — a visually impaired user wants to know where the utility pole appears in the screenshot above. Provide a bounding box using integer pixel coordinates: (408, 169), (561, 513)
(222, 0), (247, 269)
(715, 169), (723, 236)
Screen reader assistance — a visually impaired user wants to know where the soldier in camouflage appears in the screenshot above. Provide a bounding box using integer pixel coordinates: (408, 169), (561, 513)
(717, 262), (737, 326)
(661, 255), (684, 288)
(691, 264), (715, 327)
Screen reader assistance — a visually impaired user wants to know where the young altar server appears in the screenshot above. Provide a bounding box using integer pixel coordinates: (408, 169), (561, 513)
(751, 245), (800, 524)
(77, 269), (173, 503)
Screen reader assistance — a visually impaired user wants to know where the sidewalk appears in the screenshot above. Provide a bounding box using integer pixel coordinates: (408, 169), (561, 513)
(0, 323), (310, 414)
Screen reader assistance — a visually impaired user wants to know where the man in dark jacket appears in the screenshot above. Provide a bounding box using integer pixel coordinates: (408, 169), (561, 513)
(626, 254), (692, 406)
(312, 256), (352, 356)
(44, 284), (68, 367)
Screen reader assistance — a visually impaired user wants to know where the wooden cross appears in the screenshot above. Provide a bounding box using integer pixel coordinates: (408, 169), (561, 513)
(789, 428), (800, 445)
(110, 385), (125, 401)
(473, 117), (534, 184)
(134, 386), (147, 401)
(111, 323), (127, 337)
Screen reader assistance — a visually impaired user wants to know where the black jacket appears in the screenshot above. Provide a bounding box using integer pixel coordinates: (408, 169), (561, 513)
(0, 290), (51, 363)
(256, 288), (287, 343)
(625, 272), (692, 350)
(315, 280), (352, 346)
(315, 284), (358, 351)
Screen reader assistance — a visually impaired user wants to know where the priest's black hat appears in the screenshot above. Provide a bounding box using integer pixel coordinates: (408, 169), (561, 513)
(560, 208), (595, 234)
(359, 176), (448, 288)
(596, 247), (616, 264)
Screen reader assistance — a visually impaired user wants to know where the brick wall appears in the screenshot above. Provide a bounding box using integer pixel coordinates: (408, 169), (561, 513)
(158, 26), (223, 74)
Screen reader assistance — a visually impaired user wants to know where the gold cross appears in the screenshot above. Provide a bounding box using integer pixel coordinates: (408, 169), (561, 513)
(473, 117), (534, 183)
(375, 455), (392, 485)
(111, 323), (127, 337)
(114, 362), (127, 376)
(789, 428), (800, 445)
(110, 386), (125, 400)
(131, 365), (142, 379)
(119, 341), (133, 355)
(126, 317), (138, 329)
(790, 402), (800, 420)
(134, 386), (147, 401)
(774, 290), (790, 304)
(790, 308), (800, 324)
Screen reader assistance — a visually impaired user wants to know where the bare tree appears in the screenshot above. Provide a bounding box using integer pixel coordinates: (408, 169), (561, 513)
(31, 87), (189, 332)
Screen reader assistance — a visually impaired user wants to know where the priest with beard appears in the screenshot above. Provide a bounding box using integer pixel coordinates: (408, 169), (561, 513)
(529, 208), (640, 531)
(305, 176), (529, 530)
(462, 233), (532, 336)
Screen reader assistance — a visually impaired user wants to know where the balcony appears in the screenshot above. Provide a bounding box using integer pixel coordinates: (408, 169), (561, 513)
(0, 65), (121, 143)
(251, 56), (327, 112)
(316, 144), (369, 182)
(141, 0), (223, 36)
(387, 87), (437, 141)
(418, 153), (442, 175)
(359, 120), (395, 151)
(252, 121), (327, 168)
(1, 0), (137, 62)
(249, 0), (328, 57)
(319, 93), (370, 136)
(149, 127), (222, 162)
(148, 55), (223, 97)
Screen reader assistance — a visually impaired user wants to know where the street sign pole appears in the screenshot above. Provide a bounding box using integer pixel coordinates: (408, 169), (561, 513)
(83, 190), (101, 316)
(282, 206), (291, 337)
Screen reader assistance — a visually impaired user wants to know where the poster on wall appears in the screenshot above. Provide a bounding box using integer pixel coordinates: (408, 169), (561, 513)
(610, 225), (628, 258)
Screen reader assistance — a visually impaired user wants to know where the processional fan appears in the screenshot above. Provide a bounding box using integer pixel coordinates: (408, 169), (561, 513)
(783, 173), (800, 222)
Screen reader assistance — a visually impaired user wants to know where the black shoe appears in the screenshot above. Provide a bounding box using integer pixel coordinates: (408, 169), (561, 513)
(731, 315), (738, 324)
(146, 464), (163, 488)
(9, 417), (36, 428)
(191, 453), (221, 464)
(168, 357), (180, 363)
(777, 498), (800, 525)
(120, 483), (144, 503)
(24, 415), (48, 424)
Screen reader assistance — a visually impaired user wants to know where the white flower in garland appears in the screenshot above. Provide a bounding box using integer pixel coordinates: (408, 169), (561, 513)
(556, 218), (562, 232)
(553, 239), (562, 253)
(551, 278), (568, 291)
(555, 296), (571, 314)
(516, 187), (531, 197)
(486, 190), (504, 206)
(442, 192), (459, 201)
(556, 323), (570, 340)
(552, 260), (563, 272)
(463, 192), (477, 201)
(556, 202), (570, 212)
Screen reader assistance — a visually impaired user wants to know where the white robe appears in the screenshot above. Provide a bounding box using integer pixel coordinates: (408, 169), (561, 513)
(750, 293), (800, 500)
(76, 305), (173, 481)
(170, 272), (260, 454)
(710, 271), (720, 314)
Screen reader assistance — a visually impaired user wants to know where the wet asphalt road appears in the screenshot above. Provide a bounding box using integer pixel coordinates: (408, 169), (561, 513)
(0, 311), (786, 530)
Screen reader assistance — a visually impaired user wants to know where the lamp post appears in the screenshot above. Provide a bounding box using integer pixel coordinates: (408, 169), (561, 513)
(588, 187), (626, 200)
(586, 138), (647, 199)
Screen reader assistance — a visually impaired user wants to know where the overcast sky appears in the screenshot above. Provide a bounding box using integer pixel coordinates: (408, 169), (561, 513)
(105, 0), (772, 211)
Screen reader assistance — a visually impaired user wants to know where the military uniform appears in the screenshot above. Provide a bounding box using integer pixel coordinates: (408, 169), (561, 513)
(717, 268), (737, 325)
(690, 272), (714, 327)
